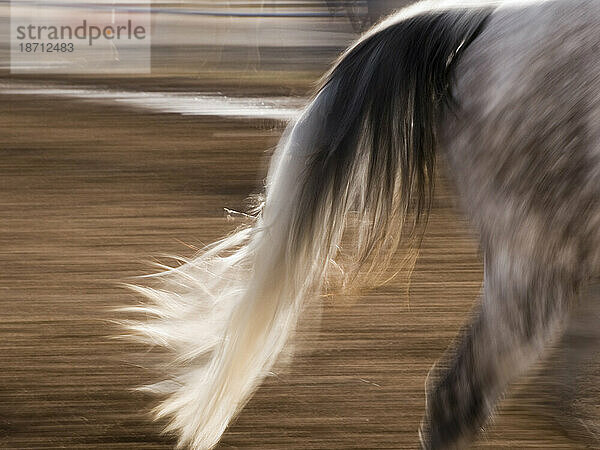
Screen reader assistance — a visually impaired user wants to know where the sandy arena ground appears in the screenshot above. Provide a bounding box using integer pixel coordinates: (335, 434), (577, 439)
(0, 83), (591, 449)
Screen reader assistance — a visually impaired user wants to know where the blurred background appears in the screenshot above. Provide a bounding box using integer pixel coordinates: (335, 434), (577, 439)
(0, 1), (596, 448)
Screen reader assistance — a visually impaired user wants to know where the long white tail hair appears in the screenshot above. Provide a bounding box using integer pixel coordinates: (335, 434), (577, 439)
(126, 3), (492, 448)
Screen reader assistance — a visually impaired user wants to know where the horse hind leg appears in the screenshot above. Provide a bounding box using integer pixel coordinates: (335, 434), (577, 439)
(419, 235), (590, 449)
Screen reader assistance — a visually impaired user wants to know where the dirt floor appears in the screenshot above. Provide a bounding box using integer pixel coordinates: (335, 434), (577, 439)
(0, 87), (590, 449)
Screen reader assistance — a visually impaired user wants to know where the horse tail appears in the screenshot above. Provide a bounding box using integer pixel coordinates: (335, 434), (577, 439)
(128, 4), (492, 449)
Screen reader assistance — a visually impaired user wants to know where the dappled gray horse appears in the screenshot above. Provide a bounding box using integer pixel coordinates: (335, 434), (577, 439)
(130, 0), (600, 448)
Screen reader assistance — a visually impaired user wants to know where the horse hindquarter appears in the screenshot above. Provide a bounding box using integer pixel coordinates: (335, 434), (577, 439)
(423, 1), (600, 447)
